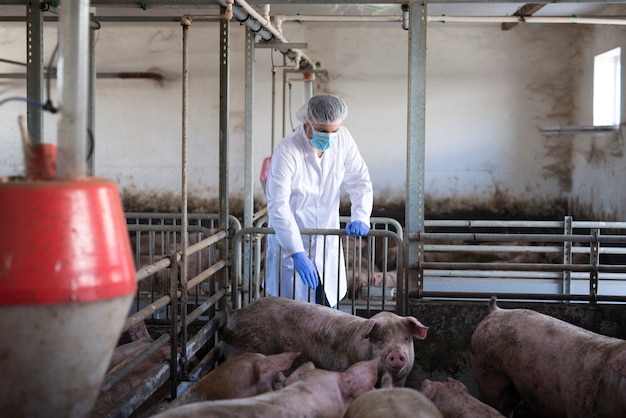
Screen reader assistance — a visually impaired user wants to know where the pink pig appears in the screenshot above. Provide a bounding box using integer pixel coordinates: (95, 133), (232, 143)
(419, 377), (504, 418)
(470, 296), (626, 417)
(167, 351), (300, 408)
(222, 296), (428, 387)
(152, 359), (379, 418)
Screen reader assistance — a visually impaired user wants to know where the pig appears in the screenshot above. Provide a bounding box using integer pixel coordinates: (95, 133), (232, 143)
(151, 359), (379, 418)
(470, 296), (626, 418)
(346, 266), (376, 299)
(375, 237), (399, 272)
(344, 372), (443, 418)
(222, 296), (428, 387)
(166, 351), (299, 408)
(373, 270), (397, 288)
(344, 235), (379, 299)
(419, 377), (505, 418)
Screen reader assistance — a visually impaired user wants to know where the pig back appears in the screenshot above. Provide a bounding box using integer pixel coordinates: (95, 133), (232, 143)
(167, 351), (299, 408)
(222, 296), (427, 387)
(470, 301), (626, 418)
(343, 387), (443, 418)
(222, 296), (375, 367)
(152, 359), (379, 418)
(419, 378), (505, 418)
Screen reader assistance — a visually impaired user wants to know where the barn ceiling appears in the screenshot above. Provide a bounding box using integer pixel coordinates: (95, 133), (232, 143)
(0, 1), (619, 19)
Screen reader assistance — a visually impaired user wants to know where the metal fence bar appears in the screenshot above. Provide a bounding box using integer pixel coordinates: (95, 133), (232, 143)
(231, 226), (405, 315)
(113, 212), (234, 416)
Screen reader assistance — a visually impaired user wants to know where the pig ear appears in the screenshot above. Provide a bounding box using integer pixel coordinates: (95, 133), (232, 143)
(405, 317), (428, 340)
(361, 319), (377, 339)
(418, 379), (434, 397)
(609, 348), (626, 377)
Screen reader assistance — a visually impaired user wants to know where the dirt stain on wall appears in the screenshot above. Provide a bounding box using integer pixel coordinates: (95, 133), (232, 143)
(122, 189), (593, 225)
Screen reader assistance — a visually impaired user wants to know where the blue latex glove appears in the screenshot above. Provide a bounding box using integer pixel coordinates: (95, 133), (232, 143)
(345, 221), (370, 237)
(292, 252), (319, 289)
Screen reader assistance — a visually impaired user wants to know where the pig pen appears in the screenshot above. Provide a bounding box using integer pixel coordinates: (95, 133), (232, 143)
(101, 212), (626, 417)
(98, 211), (404, 416)
(94, 212), (241, 417)
(404, 217), (626, 408)
(405, 298), (626, 400)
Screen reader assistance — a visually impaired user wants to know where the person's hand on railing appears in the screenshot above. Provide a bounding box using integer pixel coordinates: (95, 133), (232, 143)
(292, 252), (319, 288)
(345, 221), (370, 237)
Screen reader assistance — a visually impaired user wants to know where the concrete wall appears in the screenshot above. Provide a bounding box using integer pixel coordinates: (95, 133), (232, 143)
(569, 4), (626, 220)
(405, 299), (626, 398)
(1, 6), (625, 220)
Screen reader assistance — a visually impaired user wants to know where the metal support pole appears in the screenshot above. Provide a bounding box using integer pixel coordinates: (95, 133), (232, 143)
(218, 10), (230, 313)
(405, 2), (427, 315)
(57, 0), (90, 179)
(282, 54), (287, 138)
(242, 28), (255, 306)
(26, 1), (43, 144)
(178, 17), (190, 393)
(590, 228), (600, 303)
(562, 215), (573, 296)
(244, 28), (254, 229)
(87, 11), (97, 175)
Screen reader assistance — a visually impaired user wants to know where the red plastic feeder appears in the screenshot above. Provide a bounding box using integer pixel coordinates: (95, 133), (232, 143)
(0, 178), (137, 417)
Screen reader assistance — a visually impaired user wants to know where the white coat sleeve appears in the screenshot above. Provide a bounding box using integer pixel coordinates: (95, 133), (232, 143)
(266, 144), (305, 256)
(342, 132), (373, 225)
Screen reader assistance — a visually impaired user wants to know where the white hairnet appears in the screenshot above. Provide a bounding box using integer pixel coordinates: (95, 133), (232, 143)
(295, 94), (348, 125)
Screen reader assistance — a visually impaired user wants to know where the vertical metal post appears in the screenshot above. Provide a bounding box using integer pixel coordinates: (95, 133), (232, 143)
(271, 66), (277, 151)
(562, 215), (573, 297)
(242, 28), (255, 305)
(87, 12), (97, 175)
(177, 18), (190, 398)
(244, 28), (254, 229)
(26, 1), (43, 144)
(282, 54), (287, 137)
(218, 11), (230, 312)
(57, 0), (90, 179)
(589, 228), (600, 303)
(405, 2), (427, 315)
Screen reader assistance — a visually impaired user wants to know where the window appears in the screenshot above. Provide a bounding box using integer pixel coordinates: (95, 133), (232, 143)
(593, 47), (621, 127)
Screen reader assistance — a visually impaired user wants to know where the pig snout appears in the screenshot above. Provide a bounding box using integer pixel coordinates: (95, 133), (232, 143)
(386, 350), (407, 371)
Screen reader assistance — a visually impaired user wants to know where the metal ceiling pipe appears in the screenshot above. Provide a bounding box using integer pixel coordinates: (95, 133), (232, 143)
(427, 15), (626, 26)
(214, 0), (316, 70)
(274, 14), (403, 23)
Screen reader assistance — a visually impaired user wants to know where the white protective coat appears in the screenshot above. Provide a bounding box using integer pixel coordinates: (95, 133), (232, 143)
(265, 123), (373, 307)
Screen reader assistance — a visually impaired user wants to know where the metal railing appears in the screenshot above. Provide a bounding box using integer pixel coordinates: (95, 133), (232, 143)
(411, 217), (626, 303)
(95, 213), (237, 415)
(232, 216), (406, 316)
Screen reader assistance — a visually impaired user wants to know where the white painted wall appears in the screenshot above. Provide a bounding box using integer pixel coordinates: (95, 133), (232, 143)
(1, 10), (625, 220)
(569, 5), (626, 220)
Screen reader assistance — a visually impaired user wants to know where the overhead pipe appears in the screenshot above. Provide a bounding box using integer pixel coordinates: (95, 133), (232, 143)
(427, 15), (626, 26)
(267, 12), (626, 28)
(214, 0), (316, 71)
(180, 0), (233, 25)
(274, 14), (403, 23)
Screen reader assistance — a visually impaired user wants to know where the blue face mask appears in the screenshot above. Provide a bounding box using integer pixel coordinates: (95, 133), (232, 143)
(311, 130), (338, 151)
